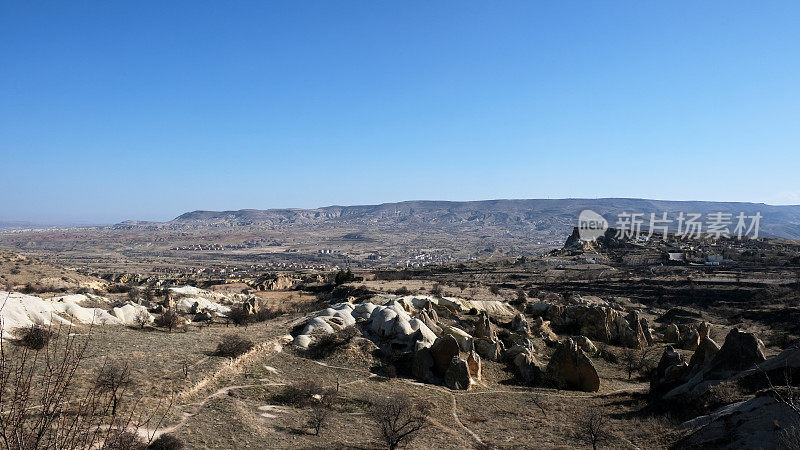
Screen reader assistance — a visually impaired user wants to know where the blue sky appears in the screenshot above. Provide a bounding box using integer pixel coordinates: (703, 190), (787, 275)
(2, 1), (799, 223)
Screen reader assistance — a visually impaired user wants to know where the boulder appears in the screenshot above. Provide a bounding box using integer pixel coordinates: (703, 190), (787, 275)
(677, 391), (799, 449)
(620, 311), (648, 348)
(505, 340), (533, 360)
(650, 346), (688, 395)
(681, 328), (701, 351)
(412, 347), (437, 383)
(663, 328), (767, 400)
(703, 328), (765, 380)
(576, 306), (616, 343)
(688, 337), (720, 371)
(513, 350), (542, 385)
(545, 338), (600, 392)
(429, 335), (461, 377)
(664, 323), (681, 344)
(698, 321), (712, 340)
(641, 317), (654, 346)
(511, 313), (531, 337)
(442, 326), (473, 353)
(575, 336), (597, 355)
(474, 311), (495, 340)
(531, 317), (557, 341)
(419, 310), (442, 336)
(474, 337), (503, 362)
(444, 357), (472, 390)
(242, 297), (259, 315)
(466, 350), (482, 381)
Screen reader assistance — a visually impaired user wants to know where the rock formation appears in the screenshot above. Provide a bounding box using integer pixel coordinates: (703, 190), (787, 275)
(545, 338), (600, 392)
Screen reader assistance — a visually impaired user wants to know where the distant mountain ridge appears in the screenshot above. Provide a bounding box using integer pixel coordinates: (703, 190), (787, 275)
(163, 198), (800, 239)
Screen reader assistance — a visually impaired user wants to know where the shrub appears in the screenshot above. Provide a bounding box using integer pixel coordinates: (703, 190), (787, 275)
(578, 410), (612, 450)
(1, 324), (170, 450)
(154, 310), (181, 332)
(489, 285), (501, 295)
(307, 407), (329, 436)
(430, 283), (444, 298)
(19, 324), (52, 350)
(227, 304), (251, 327)
(393, 286), (411, 296)
(96, 361), (133, 415)
(370, 393), (430, 450)
(252, 304), (280, 322)
(305, 327), (360, 359)
(134, 309), (152, 329)
(334, 269), (355, 285)
(127, 287), (141, 302)
(102, 431), (147, 450)
(147, 433), (184, 450)
(215, 334), (254, 358)
(278, 379), (331, 407)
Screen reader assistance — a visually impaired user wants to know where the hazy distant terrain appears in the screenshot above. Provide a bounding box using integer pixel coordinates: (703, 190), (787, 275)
(150, 198), (800, 238)
(2, 198), (800, 274)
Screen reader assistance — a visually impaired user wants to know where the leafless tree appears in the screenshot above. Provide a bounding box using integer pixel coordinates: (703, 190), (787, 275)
(529, 392), (547, 417)
(578, 410), (612, 450)
(95, 361), (133, 416)
(307, 407), (329, 436)
(134, 309), (151, 329)
(370, 393), (430, 450)
(0, 321), (171, 450)
(620, 347), (654, 380)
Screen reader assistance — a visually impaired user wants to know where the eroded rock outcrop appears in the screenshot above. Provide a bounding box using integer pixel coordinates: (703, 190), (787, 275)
(677, 391), (800, 449)
(545, 338), (600, 392)
(429, 334), (461, 377)
(663, 328), (767, 400)
(444, 356), (472, 390)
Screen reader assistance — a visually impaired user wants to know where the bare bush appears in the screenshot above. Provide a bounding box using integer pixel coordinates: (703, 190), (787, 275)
(19, 324), (53, 350)
(95, 361), (133, 415)
(370, 393), (430, 450)
(307, 407), (329, 436)
(147, 433), (185, 450)
(578, 410), (613, 450)
(215, 334), (254, 358)
(0, 323), (169, 450)
(134, 309), (151, 329)
(154, 310), (181, 332)
(101, 431), (147, 450)
(620, 347), (654, 380)
(278, 379), (332, 407)
(227, 304), (251, 327)
(127, 287), (141, 302)
(529, 393), (547, 417)
(305, 326), (360, 359)
(251, 304), (280, 323)
(430, 284), (444, 298)
(780, 420), (800, 450)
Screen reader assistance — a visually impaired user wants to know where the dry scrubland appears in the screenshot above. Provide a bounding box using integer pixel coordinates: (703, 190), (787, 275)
(44, 304), (679, 449)
(3, 237), (800, 449)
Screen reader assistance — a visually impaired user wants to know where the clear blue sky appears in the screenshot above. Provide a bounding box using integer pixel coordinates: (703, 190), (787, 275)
(2, 1), (799, 223)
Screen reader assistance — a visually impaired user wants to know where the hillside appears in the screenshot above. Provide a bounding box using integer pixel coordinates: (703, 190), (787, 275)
(166, 198), (800, 239)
